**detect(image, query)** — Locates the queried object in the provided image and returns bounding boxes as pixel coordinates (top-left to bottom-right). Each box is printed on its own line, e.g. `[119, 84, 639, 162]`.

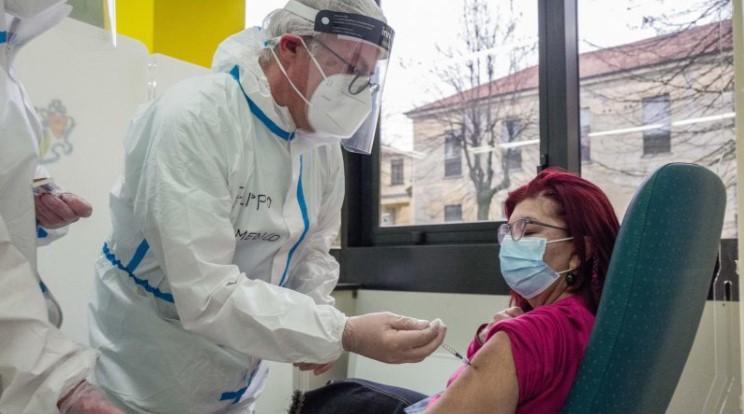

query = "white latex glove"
[57, 381, 124, 414]
[342, 312, 446, 364]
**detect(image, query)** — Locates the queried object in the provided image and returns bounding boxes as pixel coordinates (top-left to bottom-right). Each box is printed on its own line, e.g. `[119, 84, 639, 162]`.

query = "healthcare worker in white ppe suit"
[88, 0, 446, 413]
[0, 0, 124, 413]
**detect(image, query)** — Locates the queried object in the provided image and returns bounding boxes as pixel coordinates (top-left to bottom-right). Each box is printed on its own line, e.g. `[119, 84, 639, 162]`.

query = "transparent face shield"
[275, 0, 394, 154]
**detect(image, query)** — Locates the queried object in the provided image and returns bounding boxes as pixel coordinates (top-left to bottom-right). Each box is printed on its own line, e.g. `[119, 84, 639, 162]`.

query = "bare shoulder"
[426, 332, 519, 414]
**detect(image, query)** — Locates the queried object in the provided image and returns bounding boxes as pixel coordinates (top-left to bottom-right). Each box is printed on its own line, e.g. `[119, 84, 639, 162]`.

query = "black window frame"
[337, 0, 734, 298]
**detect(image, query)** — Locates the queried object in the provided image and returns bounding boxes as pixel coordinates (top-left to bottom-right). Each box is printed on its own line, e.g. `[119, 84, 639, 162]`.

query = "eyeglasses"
[311, 38, 379, 95]
[498, 218, 568, 243]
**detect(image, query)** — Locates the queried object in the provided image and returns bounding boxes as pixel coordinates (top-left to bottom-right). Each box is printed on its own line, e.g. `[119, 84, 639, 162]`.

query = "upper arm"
[426, 331, 519, 414]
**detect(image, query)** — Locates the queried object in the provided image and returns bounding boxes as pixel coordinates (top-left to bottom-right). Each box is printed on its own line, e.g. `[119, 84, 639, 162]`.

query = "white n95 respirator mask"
[304, 67, 373, 139]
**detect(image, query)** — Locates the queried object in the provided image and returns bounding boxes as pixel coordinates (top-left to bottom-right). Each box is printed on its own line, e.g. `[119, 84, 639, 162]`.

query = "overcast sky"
[246, 0, 729, 151]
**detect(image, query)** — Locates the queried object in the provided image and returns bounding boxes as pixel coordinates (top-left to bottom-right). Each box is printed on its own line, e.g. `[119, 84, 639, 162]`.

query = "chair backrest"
[561, 163, 726, 414]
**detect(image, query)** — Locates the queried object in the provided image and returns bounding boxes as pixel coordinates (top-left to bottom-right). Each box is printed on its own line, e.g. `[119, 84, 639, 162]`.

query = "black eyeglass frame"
[310, 38, 379, 95]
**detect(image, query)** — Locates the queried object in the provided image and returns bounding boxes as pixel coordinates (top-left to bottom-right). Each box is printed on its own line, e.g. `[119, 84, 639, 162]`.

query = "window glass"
[579, 0, 736, 237]
[379, 0, 540, 226]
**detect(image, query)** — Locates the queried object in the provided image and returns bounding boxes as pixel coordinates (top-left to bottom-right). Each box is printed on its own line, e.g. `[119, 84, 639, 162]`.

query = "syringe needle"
[441, 342, 472, 366]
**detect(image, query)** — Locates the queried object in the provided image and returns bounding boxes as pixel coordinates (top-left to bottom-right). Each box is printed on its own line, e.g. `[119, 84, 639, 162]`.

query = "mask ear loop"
[267, 36, 313, 106]
[545, 236, 577, 275]
[546, 236, 574, 244]
[555, 237, 579, 280]
[296, 36, 329, 81]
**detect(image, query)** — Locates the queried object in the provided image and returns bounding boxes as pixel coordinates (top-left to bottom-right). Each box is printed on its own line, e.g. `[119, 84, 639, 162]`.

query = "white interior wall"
[348, 291, 510, 394]
[16, 19, 212, 346]
[16, 18, 149, 345]
[669, 302, 741, 413]
[734, 0, 744, 411]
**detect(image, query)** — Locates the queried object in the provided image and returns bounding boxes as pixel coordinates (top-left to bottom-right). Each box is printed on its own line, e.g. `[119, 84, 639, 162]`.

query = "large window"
[378, 0, 540, 227]
[341, 0, 738, 305]
[579, 0, 736, 237]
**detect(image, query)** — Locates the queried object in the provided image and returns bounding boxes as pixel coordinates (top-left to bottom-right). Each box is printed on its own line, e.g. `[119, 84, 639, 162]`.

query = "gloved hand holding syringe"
[433, 318, 471, 366]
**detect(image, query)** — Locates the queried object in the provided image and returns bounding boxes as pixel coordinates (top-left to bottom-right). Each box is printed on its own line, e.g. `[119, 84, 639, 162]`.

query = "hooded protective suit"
[88, 27, 348, 413]
[0, 0, 96, 412]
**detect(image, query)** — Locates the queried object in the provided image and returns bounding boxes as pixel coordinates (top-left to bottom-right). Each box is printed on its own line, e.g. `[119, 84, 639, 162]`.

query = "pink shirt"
[429, 295, 594, 413]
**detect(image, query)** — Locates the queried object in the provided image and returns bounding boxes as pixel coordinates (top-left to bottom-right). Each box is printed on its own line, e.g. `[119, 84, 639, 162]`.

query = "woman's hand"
[478, 307, 523, 343]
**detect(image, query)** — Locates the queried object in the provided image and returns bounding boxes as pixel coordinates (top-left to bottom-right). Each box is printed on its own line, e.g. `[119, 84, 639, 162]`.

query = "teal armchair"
[561, 163, 726, 414]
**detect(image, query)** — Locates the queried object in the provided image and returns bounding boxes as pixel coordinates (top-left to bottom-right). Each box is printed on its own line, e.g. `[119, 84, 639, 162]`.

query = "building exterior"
[403, 21, 736, 236]
[380, 145, 417, 226]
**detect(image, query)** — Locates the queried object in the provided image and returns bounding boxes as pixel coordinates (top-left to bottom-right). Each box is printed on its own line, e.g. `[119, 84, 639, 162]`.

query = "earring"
[565, 272, 576, 286]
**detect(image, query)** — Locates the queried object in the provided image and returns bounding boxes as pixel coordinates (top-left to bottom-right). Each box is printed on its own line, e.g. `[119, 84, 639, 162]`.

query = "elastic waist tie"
[102, 241, 175, 303]
[279, 155, 310, 287]
[220, 364, 261, 404]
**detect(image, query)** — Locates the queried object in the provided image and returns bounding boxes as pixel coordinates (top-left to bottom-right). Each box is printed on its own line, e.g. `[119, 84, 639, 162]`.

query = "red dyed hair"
[504, 168, 620, 314]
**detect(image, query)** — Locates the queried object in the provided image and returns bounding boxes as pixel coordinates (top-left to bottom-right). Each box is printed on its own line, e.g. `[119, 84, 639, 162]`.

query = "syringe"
[440, 342, 471, 366]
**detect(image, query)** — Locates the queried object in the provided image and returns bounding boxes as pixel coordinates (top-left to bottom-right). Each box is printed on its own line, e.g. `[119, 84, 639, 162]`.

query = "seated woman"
[290, 169, 620, 414]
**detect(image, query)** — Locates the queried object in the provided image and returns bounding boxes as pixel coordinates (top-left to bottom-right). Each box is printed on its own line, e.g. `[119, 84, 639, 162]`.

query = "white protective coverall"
[0, 0, 96, 412]
[89, 27, 348, 413]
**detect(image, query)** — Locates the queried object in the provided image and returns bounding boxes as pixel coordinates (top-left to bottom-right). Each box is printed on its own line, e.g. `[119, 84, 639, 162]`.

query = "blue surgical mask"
[499, 235, 574, 299]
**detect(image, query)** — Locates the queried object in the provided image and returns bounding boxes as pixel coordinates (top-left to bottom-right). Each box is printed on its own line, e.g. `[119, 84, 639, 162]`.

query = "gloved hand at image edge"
[57, 381, 124, 414]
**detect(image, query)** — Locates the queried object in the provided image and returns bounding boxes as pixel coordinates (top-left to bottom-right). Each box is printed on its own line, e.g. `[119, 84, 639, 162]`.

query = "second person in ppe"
[88, 1, 445, 413]
[0, 0, 122, 412]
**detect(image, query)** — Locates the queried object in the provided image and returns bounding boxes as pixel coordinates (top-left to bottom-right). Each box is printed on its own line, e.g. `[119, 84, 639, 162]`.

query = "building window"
[390, 158, 404, 186]
[642, 94, 671, 155]
[503, 119, 523, 170]
[580, 108, 591, 162]
[444, 204, 463, 222]
[444, 134, 462, 177]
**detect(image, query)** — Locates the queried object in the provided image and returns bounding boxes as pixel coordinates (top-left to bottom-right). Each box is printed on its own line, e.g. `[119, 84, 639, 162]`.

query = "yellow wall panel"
[116, 0, 244, 67]
[117, 0, 154, 52]
[153, 0, 245, 67]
